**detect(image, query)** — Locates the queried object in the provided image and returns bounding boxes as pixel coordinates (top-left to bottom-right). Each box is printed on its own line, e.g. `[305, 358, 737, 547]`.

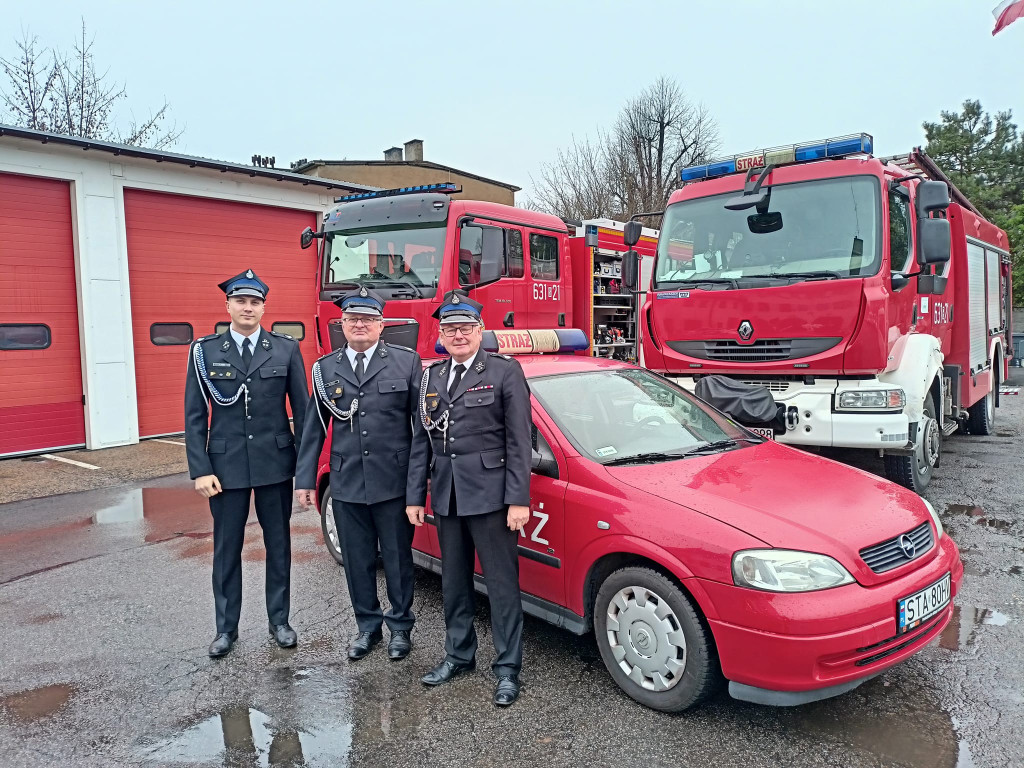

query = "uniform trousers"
[436, 491, 523, 676]
[209, 479, 293, 634]
[334, 496, 416, 634]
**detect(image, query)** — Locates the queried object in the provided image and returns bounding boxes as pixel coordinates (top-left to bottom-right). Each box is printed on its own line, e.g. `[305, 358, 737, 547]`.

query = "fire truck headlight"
[837, 389, 906, 411]
[732, 550, 855, 592]
[922, 499, 944, 541]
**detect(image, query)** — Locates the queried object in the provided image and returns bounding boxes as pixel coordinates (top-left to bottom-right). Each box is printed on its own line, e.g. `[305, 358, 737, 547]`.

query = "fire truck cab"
[639, 135, 1013, 492]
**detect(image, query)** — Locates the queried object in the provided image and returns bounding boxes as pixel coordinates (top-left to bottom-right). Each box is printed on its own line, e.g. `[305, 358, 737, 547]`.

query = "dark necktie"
[448, 363, 466, 398]
[242, 338, 253, 368]
[355, 352, 366, 383]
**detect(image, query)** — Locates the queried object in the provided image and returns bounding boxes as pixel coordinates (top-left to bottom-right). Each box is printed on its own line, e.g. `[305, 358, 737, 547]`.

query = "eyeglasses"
[439, 325, 480, 338]
[342, 317, 382, 327]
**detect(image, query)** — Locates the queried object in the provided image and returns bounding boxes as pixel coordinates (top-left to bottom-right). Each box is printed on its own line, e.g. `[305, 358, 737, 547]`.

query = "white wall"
[0, 138, 332, 450]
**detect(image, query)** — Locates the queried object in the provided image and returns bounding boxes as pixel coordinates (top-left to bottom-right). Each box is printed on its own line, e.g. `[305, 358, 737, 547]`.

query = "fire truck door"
[456, 222, 517, 329]
[523, 231, 568, 329]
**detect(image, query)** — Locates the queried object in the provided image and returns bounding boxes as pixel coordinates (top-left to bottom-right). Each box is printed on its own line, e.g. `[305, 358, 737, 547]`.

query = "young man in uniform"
[184, 269, 308, 658]
[409, 290, 532, 707]
[294, 287, 428, 661]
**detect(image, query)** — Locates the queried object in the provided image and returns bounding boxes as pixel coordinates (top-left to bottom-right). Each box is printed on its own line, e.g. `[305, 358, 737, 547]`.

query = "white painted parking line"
[40, 454, 101, 470]
[151, 439, 187, 446]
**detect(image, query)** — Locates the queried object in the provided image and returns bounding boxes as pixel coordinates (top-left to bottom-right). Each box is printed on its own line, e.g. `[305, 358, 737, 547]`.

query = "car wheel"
[593, 567, 722, 712]
[319, 488, 344, 565]
[884, 391, 939, 493]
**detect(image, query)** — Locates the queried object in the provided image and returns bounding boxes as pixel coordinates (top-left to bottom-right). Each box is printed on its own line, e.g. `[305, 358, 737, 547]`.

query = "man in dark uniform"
[408, 290, 532, 707]
[184, 269, 308, 658]
[294, 287, 428, 661]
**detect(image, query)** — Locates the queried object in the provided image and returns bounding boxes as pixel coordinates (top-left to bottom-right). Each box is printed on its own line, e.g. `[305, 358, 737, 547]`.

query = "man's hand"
[406, 505, 425, 527]
[295, 489, 316, 509]
[195, 475, 222, 498]
[507, 504, 530, 532]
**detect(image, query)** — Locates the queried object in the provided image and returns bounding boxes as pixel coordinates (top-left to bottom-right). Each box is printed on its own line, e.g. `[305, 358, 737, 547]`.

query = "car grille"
[859, 522, 934, 574]
[666, 337, 841, 363]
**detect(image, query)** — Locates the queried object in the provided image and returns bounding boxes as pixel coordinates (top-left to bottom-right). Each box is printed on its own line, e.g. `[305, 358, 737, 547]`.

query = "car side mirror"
[531, 448, 558, 479]
[622, 250, 639, 292]
[300, 226, 316, 249]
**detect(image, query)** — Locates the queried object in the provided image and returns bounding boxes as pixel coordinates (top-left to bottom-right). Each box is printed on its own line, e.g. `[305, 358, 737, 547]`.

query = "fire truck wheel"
[319, 489, 345, 566]
[594, 567, 723, 712]
[966, 376, 996, 436]
[883, 391, 939, 493]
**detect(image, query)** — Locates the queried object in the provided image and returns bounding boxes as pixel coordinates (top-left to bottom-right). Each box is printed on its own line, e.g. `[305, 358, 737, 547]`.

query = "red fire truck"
[634, 135, 1013, 492]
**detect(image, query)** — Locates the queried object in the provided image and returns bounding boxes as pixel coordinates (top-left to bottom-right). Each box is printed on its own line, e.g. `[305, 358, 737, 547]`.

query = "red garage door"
[0, 173, 86, 456]
[124, 190, 317, 437]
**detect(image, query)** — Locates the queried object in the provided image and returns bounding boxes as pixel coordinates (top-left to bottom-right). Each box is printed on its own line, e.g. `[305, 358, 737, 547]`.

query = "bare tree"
[531, 77, 719, 221]
[1, 22, 182, 148]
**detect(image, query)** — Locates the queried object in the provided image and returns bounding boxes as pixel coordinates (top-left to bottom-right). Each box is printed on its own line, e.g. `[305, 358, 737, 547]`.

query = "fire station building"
[0, 125, 372, 458]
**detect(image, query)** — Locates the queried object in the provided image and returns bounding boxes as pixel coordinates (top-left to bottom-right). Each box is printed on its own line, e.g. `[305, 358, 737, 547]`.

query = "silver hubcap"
[605, 586, 686, 692]
[916, 415, 939, 474]
[324, 498, 340, 552]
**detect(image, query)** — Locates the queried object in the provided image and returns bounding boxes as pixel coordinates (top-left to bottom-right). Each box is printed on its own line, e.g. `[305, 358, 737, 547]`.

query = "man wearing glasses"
[409, 290, 532, 707]
[295, 287, 428, 661]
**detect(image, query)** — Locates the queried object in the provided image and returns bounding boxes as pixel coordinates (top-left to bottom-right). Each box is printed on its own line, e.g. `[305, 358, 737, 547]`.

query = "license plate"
[898, 573, 951, 633]
[748, 427, 775, 440]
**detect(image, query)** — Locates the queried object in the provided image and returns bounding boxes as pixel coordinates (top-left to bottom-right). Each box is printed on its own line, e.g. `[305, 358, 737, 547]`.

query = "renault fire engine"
[636, 134, 1013, 492]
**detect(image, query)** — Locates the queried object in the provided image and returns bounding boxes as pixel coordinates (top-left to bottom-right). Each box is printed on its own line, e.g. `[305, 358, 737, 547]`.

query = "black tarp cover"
[693, 375, 782, 428]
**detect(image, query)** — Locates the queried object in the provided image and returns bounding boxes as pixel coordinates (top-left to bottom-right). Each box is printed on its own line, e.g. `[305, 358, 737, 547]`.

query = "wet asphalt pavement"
[0, 375, 1021, 767]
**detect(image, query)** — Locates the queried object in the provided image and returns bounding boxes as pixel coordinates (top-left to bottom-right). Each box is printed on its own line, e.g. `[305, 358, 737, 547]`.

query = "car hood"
[603, 441, 933, 584]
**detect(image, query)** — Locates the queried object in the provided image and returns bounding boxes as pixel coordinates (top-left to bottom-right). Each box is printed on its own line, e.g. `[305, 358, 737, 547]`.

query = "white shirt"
[447, 352, 477, 390]
[345, 341, 379, 373]
[230, 326, 262, 356]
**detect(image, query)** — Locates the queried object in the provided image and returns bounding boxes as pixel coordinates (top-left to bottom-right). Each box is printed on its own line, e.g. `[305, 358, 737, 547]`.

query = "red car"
[314, 356, 962, 712]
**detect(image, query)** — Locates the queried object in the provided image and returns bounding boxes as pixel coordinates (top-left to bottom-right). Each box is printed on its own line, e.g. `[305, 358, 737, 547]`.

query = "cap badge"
[246, 269, 254, 278]
[359, 286, 368, 297]
[452, 293, 461, 304]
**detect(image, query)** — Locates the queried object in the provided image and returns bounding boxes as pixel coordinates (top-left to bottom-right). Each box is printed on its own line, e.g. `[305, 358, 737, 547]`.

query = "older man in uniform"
[295, 287, 428, 661]
[185, 269, 308, 658]
[409, 290, 532, 707]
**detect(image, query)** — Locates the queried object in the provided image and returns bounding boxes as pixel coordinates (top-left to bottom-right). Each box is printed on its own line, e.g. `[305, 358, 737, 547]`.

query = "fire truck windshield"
[654, 176, 881, 289]
[322, 225, 446, 298]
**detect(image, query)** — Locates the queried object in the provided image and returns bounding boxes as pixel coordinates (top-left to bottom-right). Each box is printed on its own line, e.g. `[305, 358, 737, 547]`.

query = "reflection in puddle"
[0, 684, 75, 722]
[939, 606, 1013, 650]
[944, 504, 1013, 531]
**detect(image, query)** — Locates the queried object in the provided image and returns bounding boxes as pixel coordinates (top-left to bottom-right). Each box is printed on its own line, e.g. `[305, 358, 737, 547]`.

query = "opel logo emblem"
[637, 630, 650, 648]
[738, 320, 753, 341]
[899, 534, 916, 559]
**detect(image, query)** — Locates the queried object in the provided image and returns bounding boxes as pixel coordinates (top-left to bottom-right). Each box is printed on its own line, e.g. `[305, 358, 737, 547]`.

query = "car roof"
[514, 355, 638, 379]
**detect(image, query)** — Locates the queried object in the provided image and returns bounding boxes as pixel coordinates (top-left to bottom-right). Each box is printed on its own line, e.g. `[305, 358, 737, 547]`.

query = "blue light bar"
[680, 133, 873, 182]
[334, 182, 460, 203]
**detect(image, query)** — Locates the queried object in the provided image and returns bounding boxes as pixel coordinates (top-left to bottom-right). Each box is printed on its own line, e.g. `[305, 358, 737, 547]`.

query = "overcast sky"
[3, 0, 1022, 202]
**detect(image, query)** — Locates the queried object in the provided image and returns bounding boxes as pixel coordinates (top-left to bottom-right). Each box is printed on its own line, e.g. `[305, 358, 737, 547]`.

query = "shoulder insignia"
[427, 357, 446, 367]
[378, 345, 388, 357]
[383, 342, 414, 353]
[488, 352, 512, 361]
[270, 331, 294, 340]
[196, 334, 219, 342]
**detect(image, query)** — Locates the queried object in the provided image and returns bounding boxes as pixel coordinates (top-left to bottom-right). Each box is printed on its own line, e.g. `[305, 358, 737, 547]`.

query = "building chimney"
[383, 146, 403, 162]
[404, 139, 423, 162]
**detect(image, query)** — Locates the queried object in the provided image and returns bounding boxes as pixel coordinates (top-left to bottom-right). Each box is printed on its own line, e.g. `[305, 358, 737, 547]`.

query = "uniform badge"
[359, 286, 368, 297]
[426, 393, 440, 411]
[439, 365, 448, 378]
[452, 293, 461, 304]
[261, 338, 271, 350]
[379, 346, 388, 357]
[221, 340, 231, 351]
[474, 361, 485, 373]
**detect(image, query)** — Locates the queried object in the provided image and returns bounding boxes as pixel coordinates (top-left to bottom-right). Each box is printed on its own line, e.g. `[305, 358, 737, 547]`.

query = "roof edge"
[294, 159, 521, 192]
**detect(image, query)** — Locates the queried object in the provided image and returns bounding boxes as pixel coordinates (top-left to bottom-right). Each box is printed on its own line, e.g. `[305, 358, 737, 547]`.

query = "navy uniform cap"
[219, 269, 269, 300]
[433, 289, 483, 325]
[334, 286, 386, 316]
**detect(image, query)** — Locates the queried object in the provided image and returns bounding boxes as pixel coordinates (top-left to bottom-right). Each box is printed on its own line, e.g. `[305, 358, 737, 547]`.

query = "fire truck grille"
[666, 337, 841, 363]
[859, 522, 934, 574]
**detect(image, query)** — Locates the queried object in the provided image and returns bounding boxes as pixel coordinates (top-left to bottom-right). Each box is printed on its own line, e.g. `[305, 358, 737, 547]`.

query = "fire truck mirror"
[622, 250, 640, 292]
[300, 227, 315, 249]
[915, 180, 950, 217]
[917, 217, 951, 266]
[747, 211, 783, 234]
[623, 220, 643, 247]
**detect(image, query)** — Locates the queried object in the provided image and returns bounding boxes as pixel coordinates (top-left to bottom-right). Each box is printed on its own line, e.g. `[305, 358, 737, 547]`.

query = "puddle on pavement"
[144, 668, 353, 766]
[944, 504, 1013, 531]
[0, 683, 75, 723]
[939, 605, 1014, 650]
[1009, 565, 1023, 576]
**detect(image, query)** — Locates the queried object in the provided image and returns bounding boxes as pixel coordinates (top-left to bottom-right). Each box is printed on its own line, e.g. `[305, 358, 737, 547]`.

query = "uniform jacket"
[184, 328, 308, 490]
[295, 343, 429, 506]
[417, 349, 532, 516]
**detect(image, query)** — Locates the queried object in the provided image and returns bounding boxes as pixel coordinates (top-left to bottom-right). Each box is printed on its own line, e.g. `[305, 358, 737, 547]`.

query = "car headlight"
[732, 549, 855, 592]
[837, 389, 906, 410]
[922, 499, 944, 540]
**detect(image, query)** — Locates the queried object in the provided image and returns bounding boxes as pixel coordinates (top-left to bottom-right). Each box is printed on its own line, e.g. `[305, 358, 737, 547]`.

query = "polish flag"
[993, 0, 1024, 35]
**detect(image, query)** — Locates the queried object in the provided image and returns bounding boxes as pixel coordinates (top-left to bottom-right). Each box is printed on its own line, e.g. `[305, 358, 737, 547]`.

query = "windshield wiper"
[603, 451, 686, 466]
[769, 271, 842, 281]
[677, 437, 761, 456]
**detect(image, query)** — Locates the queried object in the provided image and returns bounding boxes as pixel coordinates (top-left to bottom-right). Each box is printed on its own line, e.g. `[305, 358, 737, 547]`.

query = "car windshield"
[654, 176, 881, 288]
[323, 225, 446, 297]
[530, 369, 751, 464]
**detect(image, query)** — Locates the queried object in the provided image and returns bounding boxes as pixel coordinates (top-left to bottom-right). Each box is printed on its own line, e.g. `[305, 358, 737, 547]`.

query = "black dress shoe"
[388, 630, 412, 660]
[208, 631, 238, 658]
[493, 675, 520, 707]
[420, 659, 475, 686]
[348, 630, 383, 660]
[269, 623, 297, 648]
